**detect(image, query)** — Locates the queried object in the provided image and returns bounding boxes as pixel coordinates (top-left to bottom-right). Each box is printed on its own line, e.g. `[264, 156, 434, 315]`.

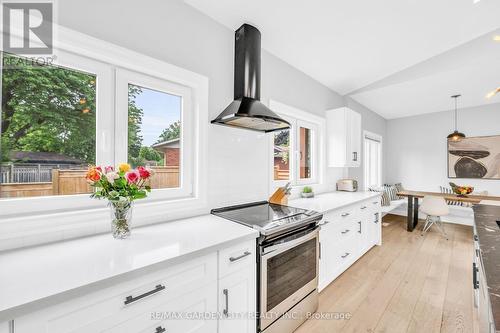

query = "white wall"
[56, 0, 387, 209]
[386, 103, 500, 195]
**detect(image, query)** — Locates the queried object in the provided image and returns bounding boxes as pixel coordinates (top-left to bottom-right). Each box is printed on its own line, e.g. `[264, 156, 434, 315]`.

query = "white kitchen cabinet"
[326, 107, 361, 168]
[12, 240, 257, 333]
[0, 321, 9, 333]
[103, 284, 217, 333]
[218, 265, 256, 333]
[368, 200, 382, 247]
[14, 253, 218, 333]
[318, 221, 337, 290]
[319, 198, 381, 291]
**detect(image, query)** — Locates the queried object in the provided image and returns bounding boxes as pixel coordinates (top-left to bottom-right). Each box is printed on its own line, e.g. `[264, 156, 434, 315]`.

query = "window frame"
[363, 130, 383, 190]
[295, 119, 319, 186]
[269, 100, 323, 190]
[115, 69, 194, 200]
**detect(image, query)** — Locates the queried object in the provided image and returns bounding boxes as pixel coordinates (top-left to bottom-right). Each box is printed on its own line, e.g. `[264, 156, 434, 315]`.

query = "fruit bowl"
[449, 182, 474, 197]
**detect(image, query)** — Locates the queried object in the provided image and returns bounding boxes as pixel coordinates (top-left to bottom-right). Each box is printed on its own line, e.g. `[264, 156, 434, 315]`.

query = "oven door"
[260, 227, 319, 330]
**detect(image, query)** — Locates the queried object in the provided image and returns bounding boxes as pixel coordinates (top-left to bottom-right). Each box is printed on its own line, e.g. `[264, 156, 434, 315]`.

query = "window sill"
[0, 195, 209, 252]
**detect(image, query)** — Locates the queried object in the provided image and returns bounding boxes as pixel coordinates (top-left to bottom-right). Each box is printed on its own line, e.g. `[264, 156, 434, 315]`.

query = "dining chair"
[419, 196, 450, 240]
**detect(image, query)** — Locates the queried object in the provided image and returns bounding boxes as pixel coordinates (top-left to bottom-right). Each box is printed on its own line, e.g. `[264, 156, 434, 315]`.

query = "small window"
[127, 84, 181, 189]
[1, 53, 96, 199]
[299, 126, 312, 179]
[270, 112, 318, 187]
[273, 129, 290, 181]
[364, 132, 382, 189]
[116, 69, 193, 199]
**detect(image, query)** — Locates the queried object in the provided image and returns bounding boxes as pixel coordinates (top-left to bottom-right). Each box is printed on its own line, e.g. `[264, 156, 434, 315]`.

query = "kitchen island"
[473, 203, 500, 333]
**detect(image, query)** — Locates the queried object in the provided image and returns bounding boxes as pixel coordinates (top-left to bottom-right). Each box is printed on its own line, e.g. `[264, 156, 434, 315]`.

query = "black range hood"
[211, 24, 290, 133]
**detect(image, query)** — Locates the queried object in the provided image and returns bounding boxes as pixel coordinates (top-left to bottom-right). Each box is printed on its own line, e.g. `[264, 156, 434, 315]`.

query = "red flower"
[125, 170, 140, 184]
[85, 166, 101, 182]
[104, 166, 114, 173]
[137, 166, 151, 179]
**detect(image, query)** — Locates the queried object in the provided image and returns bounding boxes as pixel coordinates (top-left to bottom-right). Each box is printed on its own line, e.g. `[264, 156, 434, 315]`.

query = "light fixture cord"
[454, 97, 458, 131]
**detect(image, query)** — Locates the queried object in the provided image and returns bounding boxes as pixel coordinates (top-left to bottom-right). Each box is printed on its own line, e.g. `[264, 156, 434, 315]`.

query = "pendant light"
[447, 94, 466, 141]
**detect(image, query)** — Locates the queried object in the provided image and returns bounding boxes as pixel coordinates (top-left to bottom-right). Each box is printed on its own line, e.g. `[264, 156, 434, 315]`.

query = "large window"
[272, 115, 318, 186]
[364, 131, 382, 189]
[0, 27, 208, 249]
[0, 53, 196, 201]
[1, 53, 97, 198]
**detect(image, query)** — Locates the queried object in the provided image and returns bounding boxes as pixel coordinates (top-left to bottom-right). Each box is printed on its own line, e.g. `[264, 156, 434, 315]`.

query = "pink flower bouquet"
[85, 163, 152, 238]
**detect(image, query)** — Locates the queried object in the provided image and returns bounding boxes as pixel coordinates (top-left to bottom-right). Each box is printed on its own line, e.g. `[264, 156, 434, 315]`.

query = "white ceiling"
[185, 0, 500, 119]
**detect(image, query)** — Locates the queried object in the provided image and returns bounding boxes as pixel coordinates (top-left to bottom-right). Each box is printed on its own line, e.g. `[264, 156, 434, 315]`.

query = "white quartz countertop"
[0, 214, 258, 320]
[289, 191, 380, 213]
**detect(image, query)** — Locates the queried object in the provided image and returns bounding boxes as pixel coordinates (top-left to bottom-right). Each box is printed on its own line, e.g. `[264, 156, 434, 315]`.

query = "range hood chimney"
[211, 24, 290, 133]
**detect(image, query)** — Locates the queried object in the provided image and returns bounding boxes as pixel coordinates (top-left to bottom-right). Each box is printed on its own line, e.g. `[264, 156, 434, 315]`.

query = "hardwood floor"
[296, 214, 476, 333]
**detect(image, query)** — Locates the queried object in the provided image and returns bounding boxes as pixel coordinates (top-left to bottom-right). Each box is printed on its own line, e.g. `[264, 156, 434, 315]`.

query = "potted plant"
[85, 163, 152, 239]
[301, 186, 314, 198]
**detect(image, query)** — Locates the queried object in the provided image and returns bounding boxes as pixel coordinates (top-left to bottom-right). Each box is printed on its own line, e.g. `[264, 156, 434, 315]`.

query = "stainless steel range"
[211, 201, 323, 333]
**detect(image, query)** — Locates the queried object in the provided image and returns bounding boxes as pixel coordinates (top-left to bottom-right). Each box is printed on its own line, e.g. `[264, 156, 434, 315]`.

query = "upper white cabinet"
[0, 322, 9, 333]
[326, 107, 361, 167]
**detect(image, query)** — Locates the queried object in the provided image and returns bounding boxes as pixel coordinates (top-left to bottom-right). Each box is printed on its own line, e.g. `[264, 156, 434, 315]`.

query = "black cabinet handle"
[358, 221, 362, 234]
[341, 252, 350, 259]
[223, 288, 229, 317]
[360, 206, 367, 210]
[474, 235, 479, 241]
[341, 229, 350, 234]
[341, 212, 350, 217]
[124, 284, 165, 305]
[353, 152, 358, 161]
[229, 251, 251, 262]
[155, 327, 166, 333]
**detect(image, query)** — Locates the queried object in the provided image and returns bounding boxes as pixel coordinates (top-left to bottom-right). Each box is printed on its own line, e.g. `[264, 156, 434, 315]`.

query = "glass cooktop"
[211, 201, 320, 233]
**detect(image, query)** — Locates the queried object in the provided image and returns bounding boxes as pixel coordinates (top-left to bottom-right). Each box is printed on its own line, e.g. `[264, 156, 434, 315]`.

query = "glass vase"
[109, 200, 133, 239]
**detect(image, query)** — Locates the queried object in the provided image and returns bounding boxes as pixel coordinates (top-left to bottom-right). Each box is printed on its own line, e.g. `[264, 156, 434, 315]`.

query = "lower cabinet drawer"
[14, 253, 217, 333]
[330, 219, 358, 243]
[330, 241, 358, 274]
[219, 240, 255, 278]
[103, 282, 217, 333]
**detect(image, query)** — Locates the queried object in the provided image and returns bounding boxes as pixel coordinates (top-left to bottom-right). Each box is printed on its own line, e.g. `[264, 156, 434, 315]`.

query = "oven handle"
[262, 227, 319, 257]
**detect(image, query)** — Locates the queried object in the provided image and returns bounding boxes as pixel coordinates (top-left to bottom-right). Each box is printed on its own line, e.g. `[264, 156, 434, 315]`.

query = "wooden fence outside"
[274, 166, 290, 181]
[0, 166, 180, 198]
[0, 163, 86, 183]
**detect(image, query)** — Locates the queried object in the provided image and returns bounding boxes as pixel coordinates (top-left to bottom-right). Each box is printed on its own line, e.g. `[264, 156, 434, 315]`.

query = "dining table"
[397, 190, 500, 232]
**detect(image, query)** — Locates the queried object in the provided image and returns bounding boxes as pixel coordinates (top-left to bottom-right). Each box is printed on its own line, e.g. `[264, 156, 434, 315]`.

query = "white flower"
[105, 171, 119, 184]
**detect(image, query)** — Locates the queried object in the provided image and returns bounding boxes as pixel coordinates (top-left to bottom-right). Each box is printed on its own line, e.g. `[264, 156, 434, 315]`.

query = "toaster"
[336, 179, 358, 192]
